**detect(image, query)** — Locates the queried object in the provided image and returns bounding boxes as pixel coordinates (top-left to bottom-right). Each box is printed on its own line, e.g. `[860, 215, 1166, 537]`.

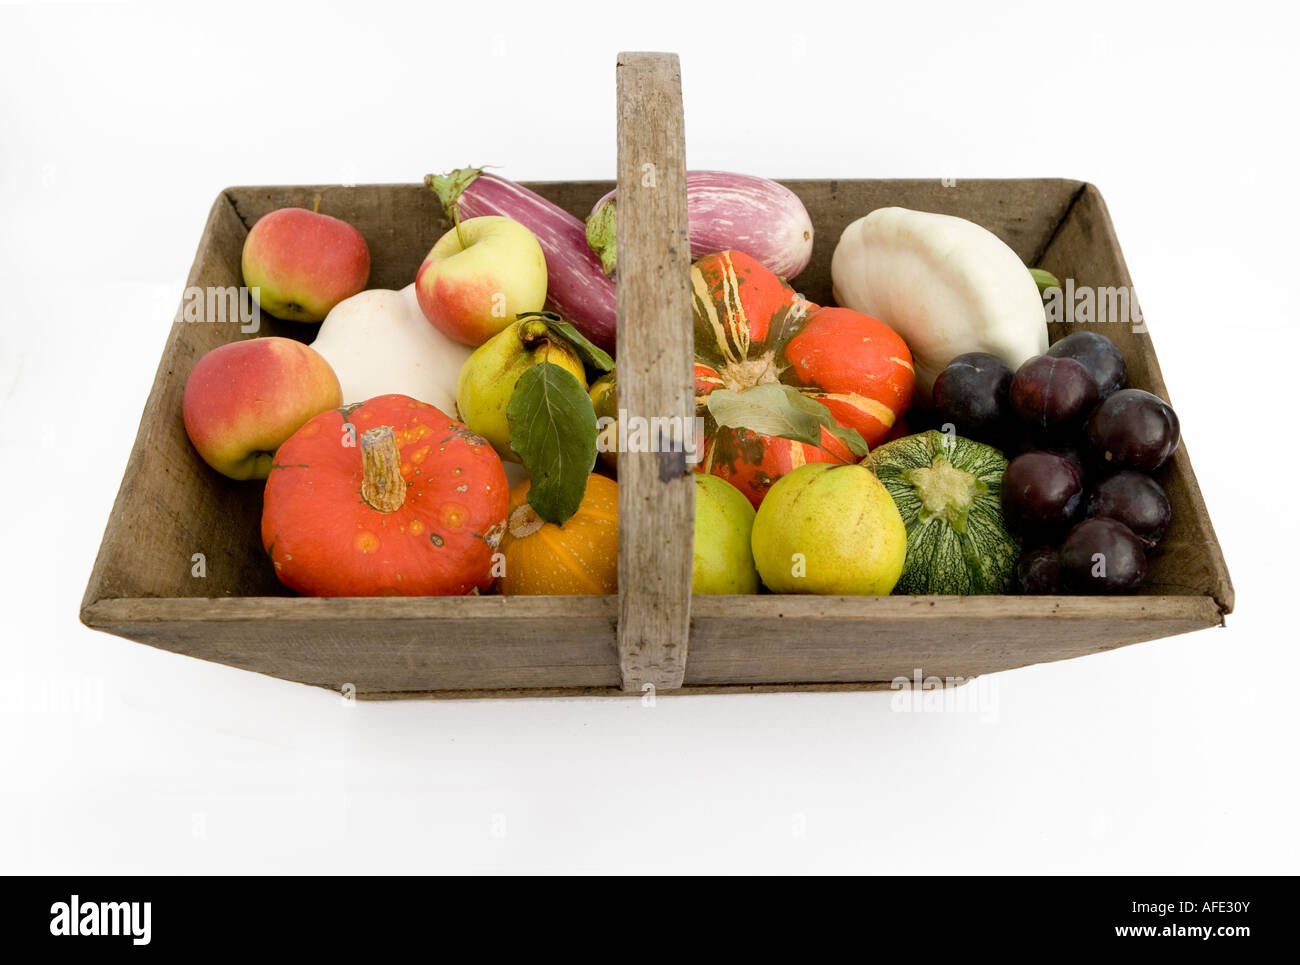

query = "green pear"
[751, 463, 906, 595]
[589, 369, 618, 472]
[693, 474, 760, 594]
[456, 315, 587, 462]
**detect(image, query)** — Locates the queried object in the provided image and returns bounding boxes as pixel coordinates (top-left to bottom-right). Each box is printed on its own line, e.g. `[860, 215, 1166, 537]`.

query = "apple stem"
[360, 426, 407, 513]
[312, 193, 321, 214]
[426, 167, 491, 249]
[451, 203, 468, 252]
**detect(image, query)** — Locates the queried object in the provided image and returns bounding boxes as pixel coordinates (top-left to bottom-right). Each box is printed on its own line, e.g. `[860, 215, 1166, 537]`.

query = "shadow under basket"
[81, 53, 1232, 700]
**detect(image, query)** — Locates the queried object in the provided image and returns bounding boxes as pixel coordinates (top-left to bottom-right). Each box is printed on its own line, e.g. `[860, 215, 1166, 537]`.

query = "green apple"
[693, 474, 760, 594]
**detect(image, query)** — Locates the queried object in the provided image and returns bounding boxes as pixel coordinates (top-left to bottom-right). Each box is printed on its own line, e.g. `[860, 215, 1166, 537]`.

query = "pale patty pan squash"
[831, 207, 1048, 401]
[870, 430, 1019, 595]
[311, 284, 470, 413]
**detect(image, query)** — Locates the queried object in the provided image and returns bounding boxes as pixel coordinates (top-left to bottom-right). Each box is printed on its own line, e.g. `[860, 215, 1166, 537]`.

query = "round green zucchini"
[870, 430, 1019, 595]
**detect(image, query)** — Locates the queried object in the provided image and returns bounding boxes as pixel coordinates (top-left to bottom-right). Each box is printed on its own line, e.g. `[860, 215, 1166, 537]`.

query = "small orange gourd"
[496, 474, 618, 595]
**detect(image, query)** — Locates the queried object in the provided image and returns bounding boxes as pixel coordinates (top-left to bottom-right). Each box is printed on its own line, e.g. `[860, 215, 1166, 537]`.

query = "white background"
[2, 0, 1296, 874]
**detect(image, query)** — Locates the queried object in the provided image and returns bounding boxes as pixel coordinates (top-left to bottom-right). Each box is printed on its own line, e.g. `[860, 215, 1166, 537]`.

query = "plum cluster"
[932, 332, 1180, 594]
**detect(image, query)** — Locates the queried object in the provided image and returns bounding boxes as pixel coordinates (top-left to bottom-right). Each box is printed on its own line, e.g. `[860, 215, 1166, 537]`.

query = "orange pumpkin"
[261, 394, 508, 596]
[783, 306, 914, 442]
[700, 424, 854, 510]
[692, 250, 812, 405]
[691, 251, 914, 508]
[496, 474, 618, 595]
[693, 251, 913, 441]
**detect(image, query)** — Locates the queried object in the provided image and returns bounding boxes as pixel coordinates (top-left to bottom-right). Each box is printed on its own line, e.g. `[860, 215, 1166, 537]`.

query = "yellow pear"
[455, 315, 586, 462]
[752, 462, 906, 594]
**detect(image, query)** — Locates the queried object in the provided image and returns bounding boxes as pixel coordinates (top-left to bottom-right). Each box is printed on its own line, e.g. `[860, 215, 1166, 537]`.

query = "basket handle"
[614, 52, 694, 693]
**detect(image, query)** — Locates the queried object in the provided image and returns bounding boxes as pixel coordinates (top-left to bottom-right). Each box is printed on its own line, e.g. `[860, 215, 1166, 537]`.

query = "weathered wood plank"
[357, 681, 917, 700]
[83, 596, 620, 693]
[224, 181, 616, 292]
[686, 595, 1223, 684]
[80, 594, 1222, 695]
[614, 53, 694, 692]
[780, 177, 1083, 303]
[80, 193, 278, 605]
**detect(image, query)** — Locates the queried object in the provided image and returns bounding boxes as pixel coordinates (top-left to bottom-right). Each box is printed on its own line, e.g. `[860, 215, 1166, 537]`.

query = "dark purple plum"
[1047, 331, 1128, 399]
[1001, 451, 1083, 537]
[1085, 471, 1172, 547]
[1046, 446, 1087, 484]
[1016, 547, 1061, 594]
[1010, 355, 1099, 440]
[933, 352, 1014, 443]
[1060, 518, 1147, 594]
[1085, 389, 1180, 472]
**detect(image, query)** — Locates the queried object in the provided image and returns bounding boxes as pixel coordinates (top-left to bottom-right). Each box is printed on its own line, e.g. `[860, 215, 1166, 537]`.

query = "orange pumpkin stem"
[508, 502, 547, 539]
[360, 425, 407, 513]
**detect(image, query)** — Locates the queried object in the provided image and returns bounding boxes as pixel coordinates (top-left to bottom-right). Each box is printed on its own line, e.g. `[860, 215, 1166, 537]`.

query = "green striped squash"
[870, 430, 1019, 595]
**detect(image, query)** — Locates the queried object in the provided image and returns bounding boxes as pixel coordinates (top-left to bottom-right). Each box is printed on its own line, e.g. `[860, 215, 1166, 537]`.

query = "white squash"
[831, 207, 1048, 401]
[311, 284, 470, 413]
[311, 285, 529, 488]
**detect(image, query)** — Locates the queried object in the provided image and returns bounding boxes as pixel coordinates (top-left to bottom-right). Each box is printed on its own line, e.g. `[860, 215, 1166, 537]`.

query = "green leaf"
[542, 316, 615, 373]
[1029, 267, 1060, 293]
[707, 383, 871, 459]
[513, 311, 614, 374]
[507, 362, 599, 525]
[706, 384, 824, 447]
[821, 423, 871, 459]
[784, 388, 872, 458]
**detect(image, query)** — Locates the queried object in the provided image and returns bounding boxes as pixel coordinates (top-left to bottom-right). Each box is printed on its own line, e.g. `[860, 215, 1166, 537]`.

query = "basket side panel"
[82, 194, 279, 605]
[1037, 185, 1233, 612]
[224, 182, 616, 292]
[83, 596, 620, 693]
[786, 178, 1084, 305]
[686, 595, 1223, 685]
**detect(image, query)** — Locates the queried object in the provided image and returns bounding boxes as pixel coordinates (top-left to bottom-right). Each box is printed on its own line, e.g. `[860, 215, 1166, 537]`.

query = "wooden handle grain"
[614, 52, 694, 693]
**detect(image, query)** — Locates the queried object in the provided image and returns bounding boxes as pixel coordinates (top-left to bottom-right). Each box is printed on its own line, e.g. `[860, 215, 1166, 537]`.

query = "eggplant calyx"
[425, 166, 486, 221]
[585, 199, 619, 276]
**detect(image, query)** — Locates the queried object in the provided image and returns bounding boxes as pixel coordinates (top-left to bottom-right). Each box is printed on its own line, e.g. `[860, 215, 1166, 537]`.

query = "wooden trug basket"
[81, 53, 1234, 699]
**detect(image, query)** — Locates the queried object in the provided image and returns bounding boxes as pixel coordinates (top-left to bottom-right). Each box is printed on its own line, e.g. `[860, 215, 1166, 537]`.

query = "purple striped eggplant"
[584, 171, 814, 281]
[426, 167, 617, 352]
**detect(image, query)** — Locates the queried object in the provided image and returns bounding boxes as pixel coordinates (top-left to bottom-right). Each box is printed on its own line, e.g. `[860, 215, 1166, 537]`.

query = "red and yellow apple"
[241, 208, 370, 322]
[183, 337, 342, 480]
[415, 216, 547, 346]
